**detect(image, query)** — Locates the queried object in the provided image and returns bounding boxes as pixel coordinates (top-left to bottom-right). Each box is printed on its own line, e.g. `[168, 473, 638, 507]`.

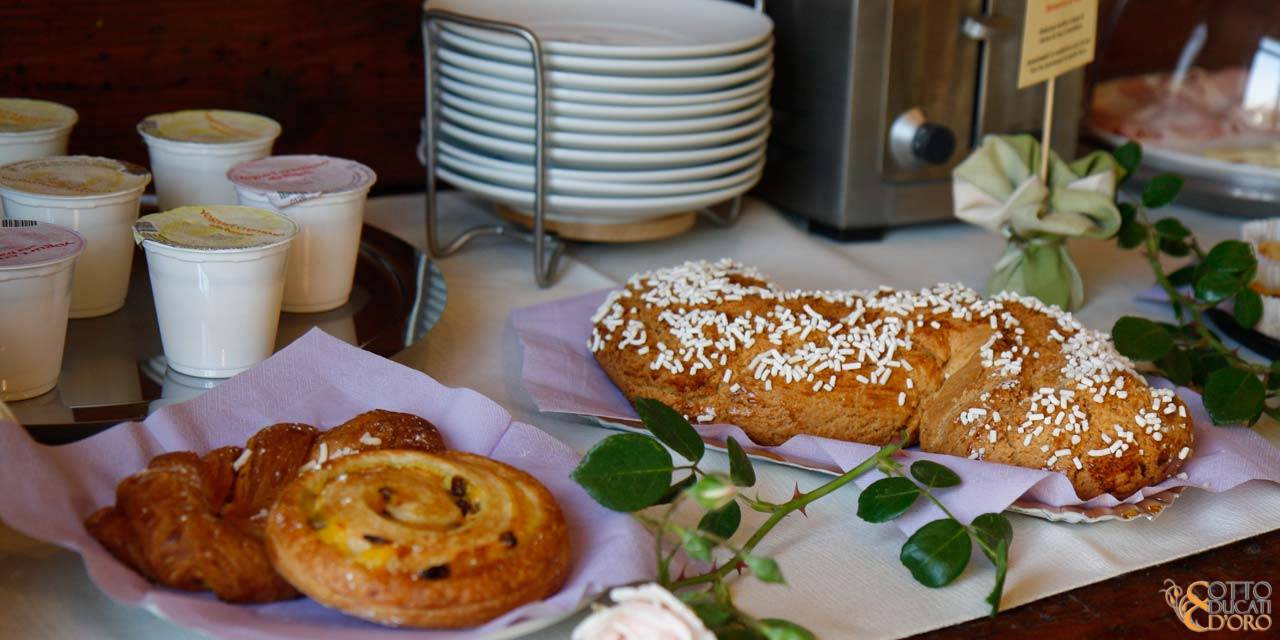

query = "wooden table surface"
[921, 528, 1279, 638]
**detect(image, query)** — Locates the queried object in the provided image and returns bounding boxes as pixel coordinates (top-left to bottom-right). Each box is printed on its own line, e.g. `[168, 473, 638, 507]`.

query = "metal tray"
[9, 224, 446, 444]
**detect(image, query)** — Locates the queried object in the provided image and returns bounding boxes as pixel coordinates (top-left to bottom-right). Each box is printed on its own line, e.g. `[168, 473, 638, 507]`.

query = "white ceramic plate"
[440, 120, 769, 169]
[1091, 127, 1280, 182]
[436, 46, 771, 94]
[439, 63, 773, 106]
[425, 0, 773, 59]
[439, 76, 771, 120]
[439, 144, 765, 196]
[437, 26, 772, 76]
[436, 164, 759, 217]
[440, 90, 769, 134]
[430, 138, 766, 183]
[439, 103, 771, 150]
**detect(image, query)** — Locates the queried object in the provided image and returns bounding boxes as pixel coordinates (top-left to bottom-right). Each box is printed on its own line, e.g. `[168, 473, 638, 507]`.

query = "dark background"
[1, 1, 427, 192]
[0, 0, 1276, 192]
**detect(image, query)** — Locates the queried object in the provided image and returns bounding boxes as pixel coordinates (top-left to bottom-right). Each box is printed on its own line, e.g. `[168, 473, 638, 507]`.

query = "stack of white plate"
[421, 0, 773, 227]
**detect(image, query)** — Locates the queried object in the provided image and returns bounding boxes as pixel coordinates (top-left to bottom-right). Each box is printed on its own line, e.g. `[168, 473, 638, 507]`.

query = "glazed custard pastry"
[265, 450, 571, 628]
[590, 260, 1194, 499]
[85, 411, 445, 603]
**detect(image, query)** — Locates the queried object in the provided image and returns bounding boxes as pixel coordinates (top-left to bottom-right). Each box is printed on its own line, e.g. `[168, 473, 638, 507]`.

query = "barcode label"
[1, 219, 38, 228]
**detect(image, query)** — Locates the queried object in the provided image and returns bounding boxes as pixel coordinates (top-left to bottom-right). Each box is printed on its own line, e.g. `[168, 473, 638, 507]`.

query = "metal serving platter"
[1087, 128, 1280, 218]
[9, 224, 446, 444]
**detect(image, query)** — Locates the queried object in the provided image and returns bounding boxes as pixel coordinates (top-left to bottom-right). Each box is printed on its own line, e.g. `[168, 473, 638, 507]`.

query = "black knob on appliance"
[911, 123, 956, 165]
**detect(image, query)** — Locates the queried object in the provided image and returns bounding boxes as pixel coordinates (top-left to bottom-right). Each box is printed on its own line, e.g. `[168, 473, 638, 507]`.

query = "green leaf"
[634, 397, 705, 463]
[1113, 141, 1142, 178]
[1203, 368, 1265, 425]
[1154, 218, 1192, 240]
[571, 433, 674, 512]
[1157, 348, 1194, 386]
[745, 555, 785, 584]
[1269, 362, 1280, 391]
[909, 460, 961, 488]
[856, 477, 921, 523]
[654, 474, 696, 506]
[1188, 348, 1231, 387]
[690, 473, 737, 511]
[900, 518, 972, 588]
[690, 602, 734, 628]
[985, 538, 1009, 617]
[1236, 287, 1263, 328]
[1203, 240, 1257, 274]
[1194, 271, 1242, 304]
[698, 501, 742, 540]
[1111, 316, 1173, 361]
[1141, 174, 1183, 208]
[1167, 265, 1196, 287]
[1116, 218, 1148, 249]
[679, 528, 714, 562]
[726, 437, 757, 487]
[970, 513, 1014, 562]
[760, 619, 816, 640]
[1160, 238, 1192, 257]
[1118, 201, 1137, 225]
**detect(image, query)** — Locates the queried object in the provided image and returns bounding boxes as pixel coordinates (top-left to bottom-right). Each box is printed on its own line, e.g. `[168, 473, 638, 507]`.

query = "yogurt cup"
[228, 155, 376, 312]
[0, 156, 151, 317]
[133, 205, 298, 378]
[137, 110, 281, 210]
[0, 98, 77, 165]
[0, 220, 86, 401]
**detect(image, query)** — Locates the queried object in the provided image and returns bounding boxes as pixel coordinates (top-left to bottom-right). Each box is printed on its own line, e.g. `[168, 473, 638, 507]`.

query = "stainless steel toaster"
[757, 0, 1085, 239]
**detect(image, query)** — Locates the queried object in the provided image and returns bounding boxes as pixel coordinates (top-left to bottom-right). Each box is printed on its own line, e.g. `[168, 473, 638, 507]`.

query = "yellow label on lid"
[133, 205, 298, 251]
[137, 110, 281, 144]
[0, 156, 150, 197]
[0, 98, 77, 134]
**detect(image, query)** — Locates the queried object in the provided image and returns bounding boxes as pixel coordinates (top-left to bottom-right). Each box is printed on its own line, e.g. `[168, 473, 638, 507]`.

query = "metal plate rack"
[420, 2, 765, 287]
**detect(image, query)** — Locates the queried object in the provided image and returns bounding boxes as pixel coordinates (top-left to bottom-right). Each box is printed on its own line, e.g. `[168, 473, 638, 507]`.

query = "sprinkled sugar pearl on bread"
[590, 260, 1194, 500]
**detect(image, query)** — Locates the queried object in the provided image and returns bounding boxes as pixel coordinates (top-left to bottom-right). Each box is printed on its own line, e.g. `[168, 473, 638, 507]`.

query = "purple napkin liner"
[512, 290, 1280, 533]
[0, 329, 654, 639]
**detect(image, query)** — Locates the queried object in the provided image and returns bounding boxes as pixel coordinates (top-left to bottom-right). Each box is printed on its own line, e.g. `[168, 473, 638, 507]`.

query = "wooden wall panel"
[0, 1, 427, 192]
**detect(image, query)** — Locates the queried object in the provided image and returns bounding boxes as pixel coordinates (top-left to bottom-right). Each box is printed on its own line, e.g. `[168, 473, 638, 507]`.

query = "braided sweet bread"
[85, 411, 444, 603]
[265, 450, 571, 628]
[590, 260, 1194, 499]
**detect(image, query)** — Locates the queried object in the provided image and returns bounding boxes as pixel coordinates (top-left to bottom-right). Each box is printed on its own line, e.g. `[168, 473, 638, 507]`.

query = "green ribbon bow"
[953, 134, 1123, 310]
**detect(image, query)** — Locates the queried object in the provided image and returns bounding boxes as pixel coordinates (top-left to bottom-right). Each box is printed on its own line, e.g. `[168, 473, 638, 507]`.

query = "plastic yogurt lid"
[0, 156, 151, 198]
[0, 98, 78, 134]
[227, 155, 377, 207]
[137, 110, 281, 144]
[133, 205, 298, 251]
[0, 220, 86, 269]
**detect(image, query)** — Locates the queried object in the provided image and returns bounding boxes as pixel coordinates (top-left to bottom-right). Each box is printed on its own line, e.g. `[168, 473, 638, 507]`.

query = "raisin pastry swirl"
[265, 450, 571, 628]
[85, 411, 445, 603]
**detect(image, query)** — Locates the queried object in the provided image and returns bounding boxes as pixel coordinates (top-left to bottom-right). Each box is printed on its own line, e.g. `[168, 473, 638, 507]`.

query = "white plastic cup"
[0, 156, 151, 317]
[134, 205, 298, 378]
[228, 155, 376, 313]
[0, 220, 85, 401]
[137, 110, 281, 210]
[0, 99, 77, 166]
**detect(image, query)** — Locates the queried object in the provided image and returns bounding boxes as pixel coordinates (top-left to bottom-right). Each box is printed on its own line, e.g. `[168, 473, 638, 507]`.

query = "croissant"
[590, 260, 1194, 500]
[266, 449, 571, 628]
[85, 410, 445, 603]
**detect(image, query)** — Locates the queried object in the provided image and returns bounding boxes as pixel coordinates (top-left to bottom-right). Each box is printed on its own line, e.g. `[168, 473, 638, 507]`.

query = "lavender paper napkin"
[0, 329, 654, 640]
[512, 290, 1280, 533]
